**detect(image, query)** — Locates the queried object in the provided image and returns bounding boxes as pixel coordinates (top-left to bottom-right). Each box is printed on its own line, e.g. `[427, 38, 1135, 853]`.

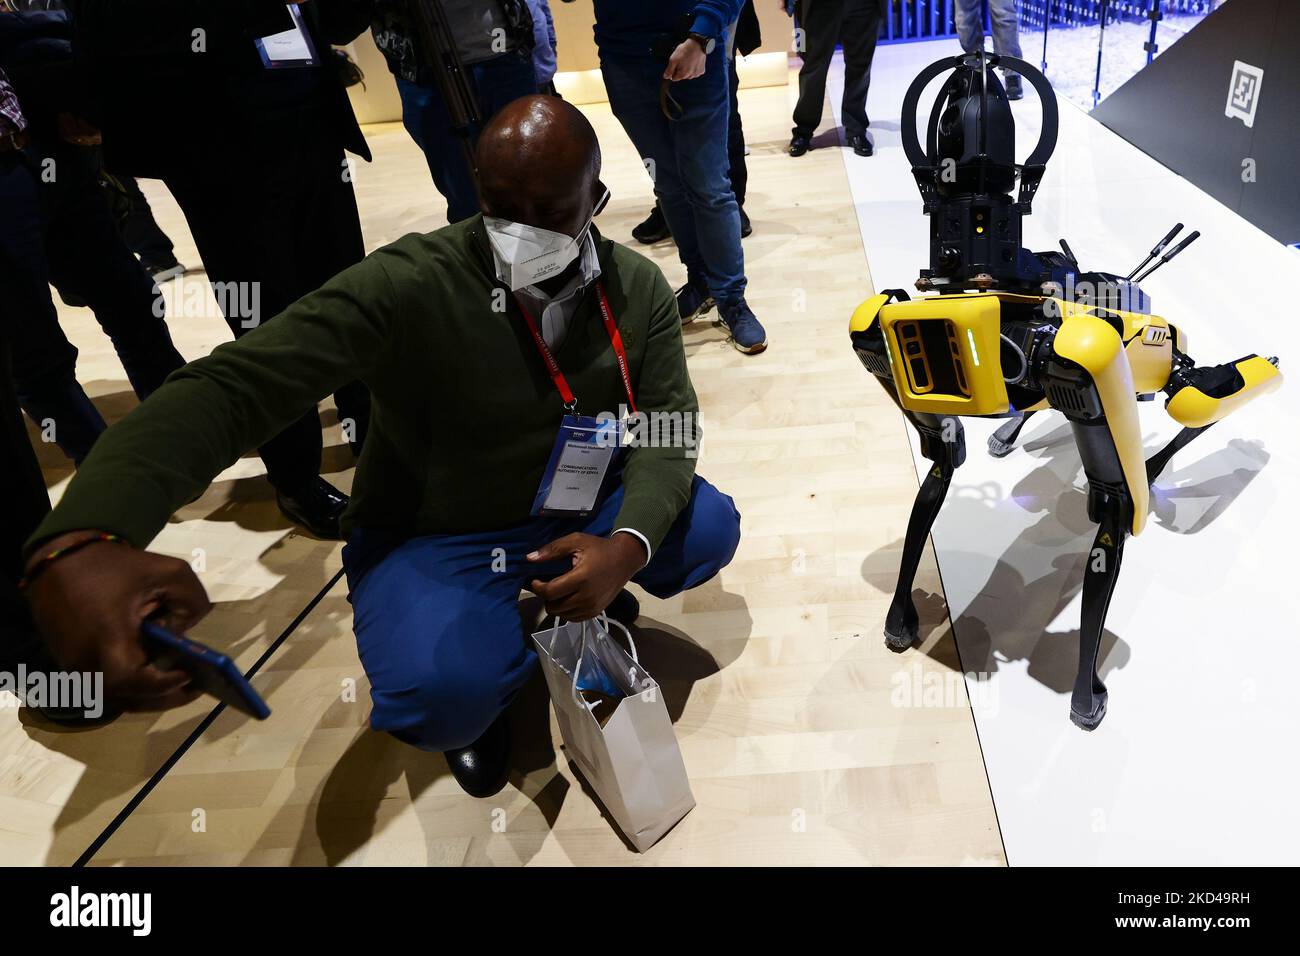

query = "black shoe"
[143, 259, 186, 282]
[788, 133, 811, 157]
[632, 203, 671, 244]
[605, 588, 641, 629]
[676, 278, 715, 324]
[846, 132, 874, 157]
[444, 713, 511, 798]
[739, 208, 752, 238]
[275, 476, 349, 539]
[1005, 76, 1024, 101]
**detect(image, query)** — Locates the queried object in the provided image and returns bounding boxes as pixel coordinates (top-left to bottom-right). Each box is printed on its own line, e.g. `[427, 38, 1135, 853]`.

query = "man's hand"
[664, 38, 708, 82]
[25, 532, 211, 711]
[527, 532, 646, 621]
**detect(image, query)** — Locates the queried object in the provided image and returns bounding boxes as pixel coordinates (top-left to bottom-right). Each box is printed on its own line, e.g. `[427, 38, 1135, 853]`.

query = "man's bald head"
[477, 95, 604, 238]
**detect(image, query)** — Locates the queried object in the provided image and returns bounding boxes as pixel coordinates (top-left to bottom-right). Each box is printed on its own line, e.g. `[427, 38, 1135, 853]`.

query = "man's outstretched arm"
[22, 253, 399, 709]
[27, 256, 399, 551]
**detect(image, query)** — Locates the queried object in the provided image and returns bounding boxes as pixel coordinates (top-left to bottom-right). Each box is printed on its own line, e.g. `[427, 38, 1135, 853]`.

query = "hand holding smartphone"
[141, 621, 271, 720]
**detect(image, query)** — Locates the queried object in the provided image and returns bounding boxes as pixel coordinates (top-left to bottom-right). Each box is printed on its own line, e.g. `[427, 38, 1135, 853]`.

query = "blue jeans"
[343, 475, 741, 752]
[954, 0, 1023, 64]
[601, 51, 747, 308]
[397, 52, 539, 223]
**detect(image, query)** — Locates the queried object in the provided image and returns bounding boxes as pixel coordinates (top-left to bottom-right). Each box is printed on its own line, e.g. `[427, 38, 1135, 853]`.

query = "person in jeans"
[633, 0, 759, 244]
[594, 0, 767, 355]
[368, 0, 539, 223]
[954, 0, 1024, 99]
[787, 0, 883, 158]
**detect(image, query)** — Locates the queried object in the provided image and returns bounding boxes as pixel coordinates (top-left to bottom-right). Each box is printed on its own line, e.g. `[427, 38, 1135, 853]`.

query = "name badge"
[531, 415, 623, 517]
[255, 4, 319, 69]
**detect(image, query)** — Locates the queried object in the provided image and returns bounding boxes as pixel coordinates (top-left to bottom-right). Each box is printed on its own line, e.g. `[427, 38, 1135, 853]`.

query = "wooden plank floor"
[3, 74, 1005, 866]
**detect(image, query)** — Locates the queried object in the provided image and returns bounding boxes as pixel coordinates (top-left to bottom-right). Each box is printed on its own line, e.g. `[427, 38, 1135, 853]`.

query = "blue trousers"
[601, 51, 747, 308]
[396, 51, 539, 224]
[343, 475, 741, 752]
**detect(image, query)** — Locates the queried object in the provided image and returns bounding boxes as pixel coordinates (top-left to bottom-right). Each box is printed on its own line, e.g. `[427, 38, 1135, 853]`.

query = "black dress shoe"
[739, 208, 752, 238]
[846, 132, 874, 157]
[275, 476, 349, 540]
[632, 203, 671, 244]
[445, 713, 511, 798]
[604, 588, 641, 629]
[788, 133, 811, 157]
[1005, 76, 1024, 101]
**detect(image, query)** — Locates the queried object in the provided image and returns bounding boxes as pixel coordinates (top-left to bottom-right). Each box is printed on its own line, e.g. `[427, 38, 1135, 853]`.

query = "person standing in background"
[66, 0, 375, 540]
[1, 2, 185, 465]
[367, 0, 538, 223]
[788, 0, 884, 158]
[525, 0, 558, 95]
[954, 0, 1024, 99]
[594, 0, 768, 355]
[632, 0, 758, 245]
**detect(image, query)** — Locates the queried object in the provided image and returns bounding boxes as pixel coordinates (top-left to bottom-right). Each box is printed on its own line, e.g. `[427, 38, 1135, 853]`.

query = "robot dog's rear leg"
[885, 412, 966, 652]
[1073, 504, 1127, 730]
[1145, 424, 1213, 484]
[988, 410, 1037, 458]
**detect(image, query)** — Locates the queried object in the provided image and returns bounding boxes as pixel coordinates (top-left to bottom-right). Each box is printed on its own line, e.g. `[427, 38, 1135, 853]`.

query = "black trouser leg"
[726, 49, 748, 208]
[1, 150, 107, 462]
[40, 143, 185, 399]
[0, 337, 53, 673]
[838, 0, 882, 136]
[792, 0, 849, 137]
[117, 175, 177, 268]
[163, 143, 368, 489]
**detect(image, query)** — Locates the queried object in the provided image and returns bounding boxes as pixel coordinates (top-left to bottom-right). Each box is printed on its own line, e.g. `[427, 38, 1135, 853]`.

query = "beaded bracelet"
[17, 532, 125, 590]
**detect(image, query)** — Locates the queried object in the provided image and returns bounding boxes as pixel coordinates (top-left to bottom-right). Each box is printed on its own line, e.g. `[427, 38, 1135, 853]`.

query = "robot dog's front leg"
[884, 398, 966, 651]
[1047, 313, 1150, 729]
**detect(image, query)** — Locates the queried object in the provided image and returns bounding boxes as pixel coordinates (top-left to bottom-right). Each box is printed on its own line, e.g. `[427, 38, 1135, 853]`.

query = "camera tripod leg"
[885, 411, 965, 652]
[987, 410, 1037, 458]
[1072, 506, 1126, 730]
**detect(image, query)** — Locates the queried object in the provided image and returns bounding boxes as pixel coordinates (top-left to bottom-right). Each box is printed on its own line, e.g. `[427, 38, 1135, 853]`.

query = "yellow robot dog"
[851, 53, 1282, 730]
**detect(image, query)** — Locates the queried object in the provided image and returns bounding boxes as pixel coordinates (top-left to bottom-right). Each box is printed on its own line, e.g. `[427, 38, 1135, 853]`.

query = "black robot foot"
[987, 434, 1017, 458]
[1069, 692, 1109, 731]
[883, 622, 917, 653]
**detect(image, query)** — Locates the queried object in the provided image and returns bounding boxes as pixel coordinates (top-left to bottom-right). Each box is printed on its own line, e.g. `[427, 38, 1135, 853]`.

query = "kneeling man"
[22, 97, 741, 797]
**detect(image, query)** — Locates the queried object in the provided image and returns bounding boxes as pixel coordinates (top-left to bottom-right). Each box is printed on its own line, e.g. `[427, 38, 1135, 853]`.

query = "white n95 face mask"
[484, 189, 610, 291]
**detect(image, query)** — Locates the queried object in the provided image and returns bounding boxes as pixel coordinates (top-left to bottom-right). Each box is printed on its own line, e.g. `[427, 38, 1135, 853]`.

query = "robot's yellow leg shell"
[1166, 355, 1283, 428]
[1053, 312, 1150, 536]
[849, 293, 891, 333]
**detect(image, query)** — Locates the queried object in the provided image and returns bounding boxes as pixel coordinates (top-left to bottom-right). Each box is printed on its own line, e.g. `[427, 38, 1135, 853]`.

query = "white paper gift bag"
[532, 614, 695, 851]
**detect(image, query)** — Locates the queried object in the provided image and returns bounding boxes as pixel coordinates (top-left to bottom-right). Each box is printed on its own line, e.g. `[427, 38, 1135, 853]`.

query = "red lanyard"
[515, 282, 637, 415]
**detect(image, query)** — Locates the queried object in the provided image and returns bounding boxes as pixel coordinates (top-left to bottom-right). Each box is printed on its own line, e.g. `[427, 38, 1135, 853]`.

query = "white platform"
[829, 39, 1300, 864]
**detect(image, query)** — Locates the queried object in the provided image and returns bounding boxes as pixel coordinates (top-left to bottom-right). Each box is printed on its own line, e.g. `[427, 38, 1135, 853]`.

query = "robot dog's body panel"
[851, 51, 1282, 733]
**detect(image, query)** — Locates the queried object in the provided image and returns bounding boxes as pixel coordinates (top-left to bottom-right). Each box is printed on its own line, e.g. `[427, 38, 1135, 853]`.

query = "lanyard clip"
[563, 399, 579, 416]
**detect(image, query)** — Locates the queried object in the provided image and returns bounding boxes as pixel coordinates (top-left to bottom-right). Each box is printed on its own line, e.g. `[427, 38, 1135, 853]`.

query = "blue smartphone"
[140, 621, 271, 720]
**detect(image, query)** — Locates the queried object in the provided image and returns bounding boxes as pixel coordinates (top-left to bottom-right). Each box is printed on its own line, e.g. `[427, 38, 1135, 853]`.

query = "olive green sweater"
[29, 216, 700, 552]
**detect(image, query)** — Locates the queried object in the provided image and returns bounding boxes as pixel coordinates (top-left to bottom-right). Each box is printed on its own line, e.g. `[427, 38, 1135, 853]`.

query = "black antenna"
[1133, 230, 1201, 283]
[1127, 223, 1183, 279]
[1059, 238, 1078, 265]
